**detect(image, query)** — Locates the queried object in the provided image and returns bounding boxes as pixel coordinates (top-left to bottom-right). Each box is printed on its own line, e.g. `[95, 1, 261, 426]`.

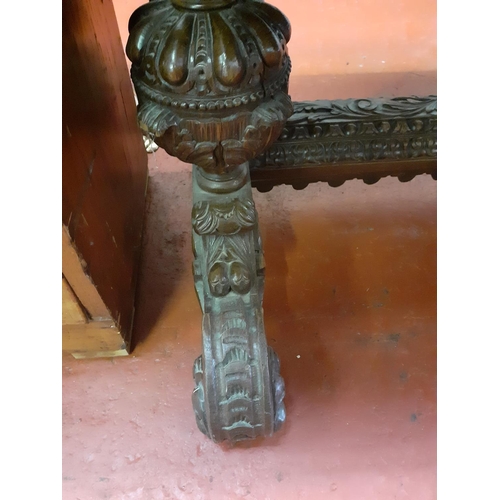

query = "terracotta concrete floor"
[62, 2, 436, 498]
[63, 160, 436, 500]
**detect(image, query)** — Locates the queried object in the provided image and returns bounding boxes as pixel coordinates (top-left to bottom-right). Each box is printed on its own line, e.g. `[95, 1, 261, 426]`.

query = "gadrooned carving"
[127, 0, 291, 108]
[127, 0, 294, 174]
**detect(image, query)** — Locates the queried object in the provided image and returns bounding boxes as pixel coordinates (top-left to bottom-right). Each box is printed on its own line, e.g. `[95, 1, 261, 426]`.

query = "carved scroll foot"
[191, 163, 285, 443]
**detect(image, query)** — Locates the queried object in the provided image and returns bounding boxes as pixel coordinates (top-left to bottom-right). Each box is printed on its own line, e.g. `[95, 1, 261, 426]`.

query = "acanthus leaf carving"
[290, 96, 437, 124]
[249, 96, 437, 191]
[192, 198, 257, 235]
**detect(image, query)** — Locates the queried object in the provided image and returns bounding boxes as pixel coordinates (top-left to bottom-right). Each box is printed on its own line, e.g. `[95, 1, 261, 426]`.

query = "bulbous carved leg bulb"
[126, 0, 292, 443]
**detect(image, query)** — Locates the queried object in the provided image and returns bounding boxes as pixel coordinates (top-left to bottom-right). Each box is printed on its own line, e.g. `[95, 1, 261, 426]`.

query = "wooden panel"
[62, 0, 148, 350]
[62, 224, 110, 320]
[62, 277, 87, 325]
[62, 320, 129, 359]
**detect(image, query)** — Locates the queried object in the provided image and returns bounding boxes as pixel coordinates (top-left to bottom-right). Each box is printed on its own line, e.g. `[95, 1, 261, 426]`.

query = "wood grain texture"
[62, 276, 87, 325]
[62, 0, 148, 352]
[62, 224, 111, 320]
[62, 320, 129, 358]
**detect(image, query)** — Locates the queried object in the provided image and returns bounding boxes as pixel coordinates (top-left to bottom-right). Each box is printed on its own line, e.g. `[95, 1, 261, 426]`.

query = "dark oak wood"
[63, 0, 148, 357]
[128, 0, 289, 444]
[126, 0, 437, 444]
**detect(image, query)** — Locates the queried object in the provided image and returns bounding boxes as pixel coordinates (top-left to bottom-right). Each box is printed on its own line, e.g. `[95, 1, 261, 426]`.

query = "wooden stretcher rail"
[250, 96, 437, 191]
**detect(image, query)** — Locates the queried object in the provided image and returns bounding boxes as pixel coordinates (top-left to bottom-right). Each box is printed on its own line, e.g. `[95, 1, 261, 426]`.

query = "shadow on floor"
[131, 171, 192, 350]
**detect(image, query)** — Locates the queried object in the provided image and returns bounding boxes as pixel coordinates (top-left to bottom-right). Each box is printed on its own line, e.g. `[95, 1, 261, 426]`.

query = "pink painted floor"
[62, 163, 436, 500]
[62, 1, 436, 498]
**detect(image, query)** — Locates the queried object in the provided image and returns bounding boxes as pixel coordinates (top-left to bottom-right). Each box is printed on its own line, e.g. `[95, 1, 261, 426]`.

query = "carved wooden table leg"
[191, 163, 285, 441]
[127, 0, 292, 442]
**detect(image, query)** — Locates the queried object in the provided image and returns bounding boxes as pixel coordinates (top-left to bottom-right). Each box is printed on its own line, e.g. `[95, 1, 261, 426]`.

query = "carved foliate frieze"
[251, 96, 437, 170]
[289, 96, 436, 122]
